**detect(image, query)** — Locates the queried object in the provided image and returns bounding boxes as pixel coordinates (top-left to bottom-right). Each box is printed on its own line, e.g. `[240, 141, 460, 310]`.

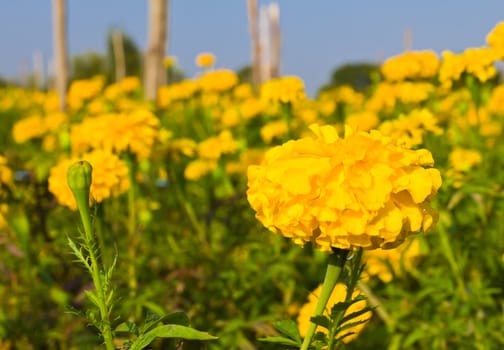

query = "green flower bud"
[67, 160, 93, 202]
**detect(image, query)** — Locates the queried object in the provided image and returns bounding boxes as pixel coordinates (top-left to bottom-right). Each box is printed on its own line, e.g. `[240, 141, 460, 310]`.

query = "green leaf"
[129, 325, 217, 350]
[258, 336, 300, 347]
[272, 319, 302, 344]
[115, 321, 139, 336]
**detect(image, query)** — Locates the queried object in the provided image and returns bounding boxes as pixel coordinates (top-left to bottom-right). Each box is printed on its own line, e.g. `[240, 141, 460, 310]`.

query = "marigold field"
[1, 23, 504, 350]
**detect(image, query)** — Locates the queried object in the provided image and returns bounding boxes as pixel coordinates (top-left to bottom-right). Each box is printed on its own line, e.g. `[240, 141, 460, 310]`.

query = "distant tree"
[236, 65, 253, 85]
[320, 62, 380, 94]
[71, 51, 107, 80]
[106, 30, 143, 83]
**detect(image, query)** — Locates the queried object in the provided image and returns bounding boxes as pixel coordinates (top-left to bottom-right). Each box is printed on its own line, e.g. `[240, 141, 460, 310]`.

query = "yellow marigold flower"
[184, 159, 217, 180]
[487, 85, 504, 115]
[12, 114, 46, 143]
[439, 48, 498, 88]
[486, 22, 504, 58]
[195, 52, 216, 68]
[260, 76, 306, 104]
[449, 148, 482, 172]
[318, 86, 364, 108]
[0, 156, 13, 190]
[0, 203, 9, 230]
[44, 91, 61, 113]
[378, 109, 443, 148]
[366, 82, 434, 112]
[167, 138, 197, 158]
[260, 120, 289, 144]
[104, 83, 122, 101]
[197, 130, 239, 159]
[345, 111, 379, 132]
[225, 148, 265, 175]
[297, 284, 371, 344]
[157, 80, 199, 108]
[233, 83, 254, 100]
[48, 150, 129, 210]
[119, 76, 141, 93]
[239, 98, 265, 120]
[71, 109, 160, 160]
[198, 69, 238, 93]
[67, 76, 105, 110]
[221, 107, 240, 128]
[381, 50, 440, 81]
[247, 124, 442, 251]
[44, 112, 67, 132]
[42, 134, 58, 152]
[364, 237, 423, 283]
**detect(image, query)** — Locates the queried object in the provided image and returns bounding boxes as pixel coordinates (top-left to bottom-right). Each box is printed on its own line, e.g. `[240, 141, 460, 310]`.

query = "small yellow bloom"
[195, 52, 216, 68]
[449, 148, 482, 172]
[381, 50, 440, 82]
[163, 55, 177, 68]
[260, 76, 306, 104]
[184, 159, 217, 180]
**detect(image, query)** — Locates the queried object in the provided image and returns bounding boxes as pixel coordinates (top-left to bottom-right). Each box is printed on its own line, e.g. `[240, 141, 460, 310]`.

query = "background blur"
[1, 0, 504, 95]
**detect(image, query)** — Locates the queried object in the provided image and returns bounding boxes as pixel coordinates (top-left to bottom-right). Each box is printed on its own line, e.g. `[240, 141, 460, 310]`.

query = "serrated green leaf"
[129, 325, 217, 350]
[84, 289, 100, 308]
[258, 336, 300, 347]
[272, 319, 302, 344]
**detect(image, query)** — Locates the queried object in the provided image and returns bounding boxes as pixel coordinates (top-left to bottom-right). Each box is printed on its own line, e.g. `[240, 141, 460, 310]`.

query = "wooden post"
[269, 3, 281, 79]
[112, 31, 126, 82]
[259, 5, 270, 83]
[52, 0, 68, 111]
[247, 0, 261, 89]
[144, 0, 168, 101]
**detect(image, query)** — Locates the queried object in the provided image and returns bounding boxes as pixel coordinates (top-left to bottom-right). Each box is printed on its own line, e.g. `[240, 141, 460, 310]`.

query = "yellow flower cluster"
[364, 237, 423, 283]
[345, 111, 379, 132]
[247, 124, 442, 251]
[381, 50, 440, 81]
[260, 120, 288, 143]
[297, 283, 371, 344]
[486, 22, 504, 56]
[158, 80, 199, 108]
[48, 149, 130, 210]
[439, 48, 498, 88]
[260, 76, 306, 104]
[318, 86, 364, 108]
[71, 109, 160, 160]
[195, 52, 216, 68]
[12, 112, 68, 144]
[366, 82, 434, 112]
[0, 155, 13, 192]
[378, 109, 443, 148]
[184, 130, 240, 180]
[449, 147, 482, 172]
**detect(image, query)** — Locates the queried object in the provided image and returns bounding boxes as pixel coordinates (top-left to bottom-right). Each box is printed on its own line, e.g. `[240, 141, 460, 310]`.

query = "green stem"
[300, 249, 349, 350]
[74, 191, 115, 350]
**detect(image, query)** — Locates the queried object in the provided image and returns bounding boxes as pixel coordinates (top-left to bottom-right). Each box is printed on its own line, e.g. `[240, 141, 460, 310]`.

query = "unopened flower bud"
[67, 160, 92, 201]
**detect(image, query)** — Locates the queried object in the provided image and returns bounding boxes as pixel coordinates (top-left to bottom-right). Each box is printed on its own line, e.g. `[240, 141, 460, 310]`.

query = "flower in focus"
[364, 236, 424, 283]
[247, 124, 442, 251]
[48, 150, 130, 210]
[297, 283, 371, 344]
[195, 52, 216, 68]
[260, 76, 306, 104]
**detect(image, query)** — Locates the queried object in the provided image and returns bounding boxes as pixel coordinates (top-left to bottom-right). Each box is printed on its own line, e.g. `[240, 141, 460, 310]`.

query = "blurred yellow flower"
[198, 69, 238, 93]
[345, 111, 379, 132]
[119, 76, 141, 93]
[247, 124, 442, 251]
[364, 237, 424, 283]
[197, 130, 239, 160]
[163, 55, 177, 68]
[12, 114, 46, 143]
[297, 284, 371, 344]
[0, 156, 13, 190]
[260, 120, 288, 144]
[184, 159, 217, 180]
[449, 148, 482, 172]
[378, 109, 443, 148]
[260, 76, 306, 104]
[381, 50, 440, 82]
[48, 150, 130, 210]
[195, 52, 216, 68]
[158, 80, 199, 108]
[67, 76, 105, 110]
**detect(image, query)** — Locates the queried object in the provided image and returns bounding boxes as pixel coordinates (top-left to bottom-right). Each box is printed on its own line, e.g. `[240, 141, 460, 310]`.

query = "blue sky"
[1, 0, 504, 95]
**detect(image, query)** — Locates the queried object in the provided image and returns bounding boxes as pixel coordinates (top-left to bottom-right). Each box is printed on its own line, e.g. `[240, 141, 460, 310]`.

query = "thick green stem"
[300, 249, 349, 350]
